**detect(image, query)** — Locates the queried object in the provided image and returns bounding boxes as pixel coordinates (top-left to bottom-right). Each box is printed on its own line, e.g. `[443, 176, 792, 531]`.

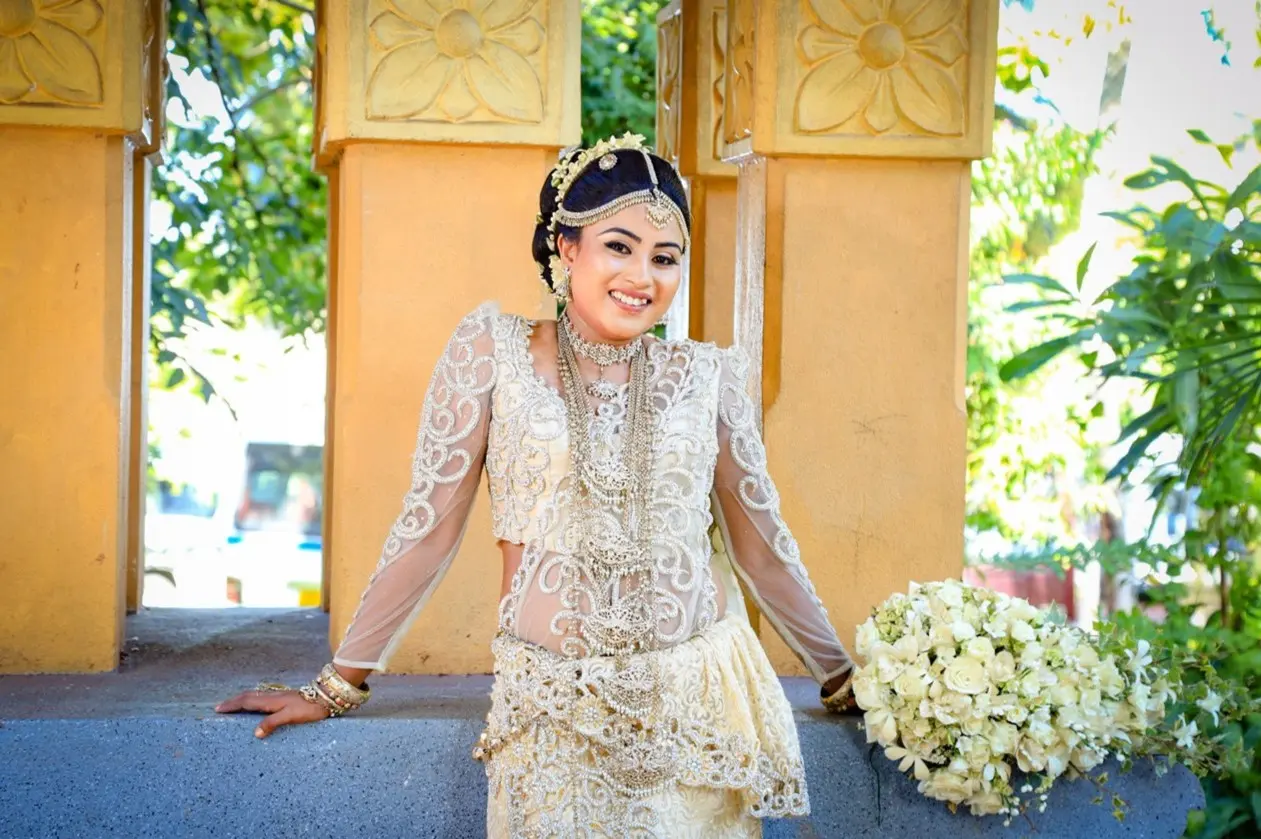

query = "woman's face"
[557, 203, 685, 343]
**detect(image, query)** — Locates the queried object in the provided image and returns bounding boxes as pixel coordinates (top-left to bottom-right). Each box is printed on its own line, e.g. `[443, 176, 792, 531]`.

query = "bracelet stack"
[297, 663, 371, 717]
[821, 672, 857, 714]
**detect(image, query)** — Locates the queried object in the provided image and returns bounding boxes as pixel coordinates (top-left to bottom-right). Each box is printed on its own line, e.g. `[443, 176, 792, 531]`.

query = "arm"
[332, 306, 498, 673]
[711, 347, 855, 697]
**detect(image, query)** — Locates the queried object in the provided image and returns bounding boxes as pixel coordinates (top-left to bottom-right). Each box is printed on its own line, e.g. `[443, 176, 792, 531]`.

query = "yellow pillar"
[316, 0, 580, 672]
[656, 0, 738, 346]
[721, 0, 998, 673]
[0, 0, 164, 671]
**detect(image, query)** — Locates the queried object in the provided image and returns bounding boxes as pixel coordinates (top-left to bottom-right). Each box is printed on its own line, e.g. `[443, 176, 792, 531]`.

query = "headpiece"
[540, 133, 691, 294]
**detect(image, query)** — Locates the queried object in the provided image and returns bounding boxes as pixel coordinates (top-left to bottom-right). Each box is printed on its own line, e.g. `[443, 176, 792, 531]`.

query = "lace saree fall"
[331, 304, 854, 838]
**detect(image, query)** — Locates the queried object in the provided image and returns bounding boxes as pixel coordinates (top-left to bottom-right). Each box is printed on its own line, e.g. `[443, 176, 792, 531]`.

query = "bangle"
[821, 672, 858, 714]
[296, 664, 372, 717]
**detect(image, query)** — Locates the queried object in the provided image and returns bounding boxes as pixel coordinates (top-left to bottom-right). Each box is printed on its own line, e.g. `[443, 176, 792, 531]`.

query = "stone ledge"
[0, 609, 1204, 838]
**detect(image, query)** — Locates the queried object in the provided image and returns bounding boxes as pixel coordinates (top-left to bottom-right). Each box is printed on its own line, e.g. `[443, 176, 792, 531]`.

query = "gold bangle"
[317, 663, 371, 706]
[298, 684, 342, 717]
[821, 673, 857, 713]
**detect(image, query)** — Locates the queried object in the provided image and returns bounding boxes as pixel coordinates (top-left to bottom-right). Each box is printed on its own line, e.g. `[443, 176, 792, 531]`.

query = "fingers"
[214, 691, 287, 715]
[254, 704, 304, 739]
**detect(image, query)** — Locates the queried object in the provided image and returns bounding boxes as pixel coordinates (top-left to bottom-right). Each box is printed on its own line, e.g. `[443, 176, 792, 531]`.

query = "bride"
[217, 133, 858, 838]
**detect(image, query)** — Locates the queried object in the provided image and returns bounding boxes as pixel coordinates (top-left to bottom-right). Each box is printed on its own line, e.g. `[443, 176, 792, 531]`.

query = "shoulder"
[449, 301, 541, 344]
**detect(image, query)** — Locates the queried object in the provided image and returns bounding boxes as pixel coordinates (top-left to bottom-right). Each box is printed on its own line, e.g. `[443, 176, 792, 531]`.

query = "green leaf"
[1119, 404, 1166, 441]
[999, 331, 1090, 382]
[1076, 242, 1097, 291]
[1003, 273, 1073, 297]
[1107, 418, 1174, 481]
[165, 368, 186, 389]
[1005, 299, 1069, 314]
[1173, 368, 1199, 438]
[1227, 163, 1261, 210]
[1187, 129, 1212, 144]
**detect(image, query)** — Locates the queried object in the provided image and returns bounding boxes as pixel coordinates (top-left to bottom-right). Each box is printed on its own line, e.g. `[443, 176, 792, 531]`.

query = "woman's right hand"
[215, 688, 330, 738]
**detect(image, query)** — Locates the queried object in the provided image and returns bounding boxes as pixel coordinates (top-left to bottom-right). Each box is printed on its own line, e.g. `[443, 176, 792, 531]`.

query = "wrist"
[299, 663, 372, 717]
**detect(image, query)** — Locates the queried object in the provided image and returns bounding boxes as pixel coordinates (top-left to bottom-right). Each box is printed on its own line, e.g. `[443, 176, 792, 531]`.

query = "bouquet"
[851, 580, 1172, 819]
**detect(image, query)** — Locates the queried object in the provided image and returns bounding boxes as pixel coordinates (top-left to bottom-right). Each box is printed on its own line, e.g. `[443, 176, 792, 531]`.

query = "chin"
[601, 302, 658, 337]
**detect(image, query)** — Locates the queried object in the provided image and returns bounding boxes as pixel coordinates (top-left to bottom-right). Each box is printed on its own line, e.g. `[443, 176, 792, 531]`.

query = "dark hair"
[531, 148, 692, 292]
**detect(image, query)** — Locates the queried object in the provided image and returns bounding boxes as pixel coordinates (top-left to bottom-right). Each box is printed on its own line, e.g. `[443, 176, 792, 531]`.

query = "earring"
[552, 258, 571, 300]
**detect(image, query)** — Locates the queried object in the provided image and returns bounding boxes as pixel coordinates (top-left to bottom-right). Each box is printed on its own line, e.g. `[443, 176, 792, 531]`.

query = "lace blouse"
[333, 303, 853, 685]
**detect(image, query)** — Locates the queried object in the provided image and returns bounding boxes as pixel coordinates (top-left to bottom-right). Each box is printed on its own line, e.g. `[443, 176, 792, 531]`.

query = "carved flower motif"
[368, 0, 545, 123]
[796, 0, 965, 135]
[0, 0, 103, 106]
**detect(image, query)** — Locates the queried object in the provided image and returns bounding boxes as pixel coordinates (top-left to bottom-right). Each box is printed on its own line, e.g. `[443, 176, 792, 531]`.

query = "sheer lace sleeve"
[332, 306, 497, 671]
[711, 346, 854, 685]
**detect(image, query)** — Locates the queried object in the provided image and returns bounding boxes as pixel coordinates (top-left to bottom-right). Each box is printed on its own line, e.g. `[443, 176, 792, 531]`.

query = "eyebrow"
[599, 226, 683, 252]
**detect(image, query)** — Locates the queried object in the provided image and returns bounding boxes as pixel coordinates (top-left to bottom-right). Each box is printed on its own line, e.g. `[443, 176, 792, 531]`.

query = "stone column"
[721, 0, 998, 673]
[656, 0, 739, 345]
[315, 0, 579, 673]
[0, 0, 165, 672]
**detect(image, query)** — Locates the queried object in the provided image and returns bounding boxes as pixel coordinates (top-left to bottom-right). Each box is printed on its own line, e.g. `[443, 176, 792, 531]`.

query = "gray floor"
[0, 608, 1204, 838]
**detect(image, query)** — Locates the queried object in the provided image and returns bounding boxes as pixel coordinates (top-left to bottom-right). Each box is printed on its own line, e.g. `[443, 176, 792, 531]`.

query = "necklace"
[556, 318, 659, 654]
[561, 311, 642, 401]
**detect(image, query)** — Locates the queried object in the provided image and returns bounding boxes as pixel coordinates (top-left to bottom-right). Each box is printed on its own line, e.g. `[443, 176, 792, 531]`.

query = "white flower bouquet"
[852, 580, 1172, 819]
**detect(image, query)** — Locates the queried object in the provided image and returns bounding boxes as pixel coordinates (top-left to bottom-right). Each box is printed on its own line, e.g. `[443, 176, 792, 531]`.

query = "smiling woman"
[218, 133, 858, 839]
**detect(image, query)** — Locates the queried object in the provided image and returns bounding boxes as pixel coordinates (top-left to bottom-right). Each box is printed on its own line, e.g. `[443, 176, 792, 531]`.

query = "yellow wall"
[691, 176, 736, 345]
[326, 143, 553, 673]
[0, 129, 134, 672]
[758, 157, 971, 673]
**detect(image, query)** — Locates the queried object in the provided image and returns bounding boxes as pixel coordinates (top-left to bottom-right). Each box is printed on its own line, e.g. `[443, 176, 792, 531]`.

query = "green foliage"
[966, 119, 1107, 542]
[996, 123, 1261, 836]
[155, 0, 323, 401]
[580, 0, 662, 147]
[154, 0, 664, 402]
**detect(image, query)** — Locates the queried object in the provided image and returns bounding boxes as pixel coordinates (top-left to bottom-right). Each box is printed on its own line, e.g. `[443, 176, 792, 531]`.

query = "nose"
[628, 253, 654, 287]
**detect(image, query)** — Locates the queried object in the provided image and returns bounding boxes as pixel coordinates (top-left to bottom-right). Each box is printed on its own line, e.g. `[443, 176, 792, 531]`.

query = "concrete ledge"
[0, 610, 1205, 838]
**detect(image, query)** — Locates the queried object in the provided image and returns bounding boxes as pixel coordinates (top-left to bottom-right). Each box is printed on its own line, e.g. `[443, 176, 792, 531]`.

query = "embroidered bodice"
[333, 303, 852, 685]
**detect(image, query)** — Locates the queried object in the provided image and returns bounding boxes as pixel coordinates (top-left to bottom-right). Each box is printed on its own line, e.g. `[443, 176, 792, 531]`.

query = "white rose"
[1015, 736, 1047, 773]
[965, 638, 995, 660]
[1008, 599, 1039, 622]
[1045, 741, 1071, 779]
[1098, 658, 1123, 694]
[1011, 620, 1036, 643]
[853, 670, 887, 710]
[936, 584, 964, 609]
[856, 619, 880, 659]
[919, 769, 973, 805]
[987, 721, 1019, 755]
[872, 643, 905, 683]
[988, 651, 1017, 684]
[1071, 746, 1105, 772]
[951, 620, 978, 642]
[929, 622, 955, 648]
[864, 707, 899, 746]
[1019, 641, 1045, 667]
[968, 789, 1005, 816]
[1005, 704, 1029, 724]
[894, 670, 929, 700]
[983, 610, 1010, 638]
[943, 656, 989, 695]
[893, 634, 920, 660]
[1049, 683, 1079, 707]
[962, 716, 988, 736]
[1074, 644, 1099, 669]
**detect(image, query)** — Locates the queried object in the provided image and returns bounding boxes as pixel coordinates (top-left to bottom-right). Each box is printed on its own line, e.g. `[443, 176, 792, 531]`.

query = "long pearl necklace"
[561, 310, 642, 401]
[557, 314, 659, 654]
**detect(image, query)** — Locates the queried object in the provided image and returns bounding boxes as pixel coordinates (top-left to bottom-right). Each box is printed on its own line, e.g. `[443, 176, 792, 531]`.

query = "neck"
[563, 305, 638, 347]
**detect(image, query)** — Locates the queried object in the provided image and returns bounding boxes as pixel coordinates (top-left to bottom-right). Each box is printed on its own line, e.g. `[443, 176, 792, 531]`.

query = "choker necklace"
[560, 311, 642, 401]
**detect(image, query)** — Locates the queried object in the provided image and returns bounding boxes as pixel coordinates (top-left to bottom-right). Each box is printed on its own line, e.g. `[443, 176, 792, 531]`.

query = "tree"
[153, 0, 664, 401]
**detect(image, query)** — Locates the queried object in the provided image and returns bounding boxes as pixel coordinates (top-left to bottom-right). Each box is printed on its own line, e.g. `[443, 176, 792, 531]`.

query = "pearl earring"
[555, 262, 572, 301]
